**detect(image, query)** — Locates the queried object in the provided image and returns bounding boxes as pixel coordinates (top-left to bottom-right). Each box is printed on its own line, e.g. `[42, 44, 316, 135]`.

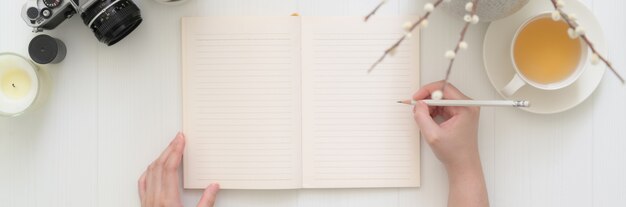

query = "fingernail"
[209, 182, 220, 191]
[171, 133, 182, 145]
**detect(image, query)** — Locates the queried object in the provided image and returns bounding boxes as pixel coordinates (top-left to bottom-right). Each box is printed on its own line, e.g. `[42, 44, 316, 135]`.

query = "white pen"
[397, 99, 530, 107]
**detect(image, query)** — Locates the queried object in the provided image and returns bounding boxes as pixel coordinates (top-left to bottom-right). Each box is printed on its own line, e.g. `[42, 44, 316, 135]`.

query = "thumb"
[413, 101, 440, 139]
[197, 183, 220, 207]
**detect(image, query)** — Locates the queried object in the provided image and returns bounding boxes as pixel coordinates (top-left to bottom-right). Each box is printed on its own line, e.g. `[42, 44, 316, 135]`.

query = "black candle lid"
[28, 34, 62, 64]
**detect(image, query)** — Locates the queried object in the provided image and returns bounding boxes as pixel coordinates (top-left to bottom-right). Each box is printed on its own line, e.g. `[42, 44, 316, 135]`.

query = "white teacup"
[501, 12, 589, 96]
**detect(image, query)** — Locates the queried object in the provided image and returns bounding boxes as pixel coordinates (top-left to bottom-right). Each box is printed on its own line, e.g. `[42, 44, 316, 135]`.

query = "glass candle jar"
[0, 52, 50, 117]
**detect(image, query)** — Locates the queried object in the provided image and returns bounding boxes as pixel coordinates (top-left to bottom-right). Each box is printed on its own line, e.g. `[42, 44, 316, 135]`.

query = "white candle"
[0, 53, 43, 117]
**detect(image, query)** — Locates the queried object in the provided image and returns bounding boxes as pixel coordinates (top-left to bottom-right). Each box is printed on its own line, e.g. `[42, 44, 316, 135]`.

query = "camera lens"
[81, 0, 142, 46]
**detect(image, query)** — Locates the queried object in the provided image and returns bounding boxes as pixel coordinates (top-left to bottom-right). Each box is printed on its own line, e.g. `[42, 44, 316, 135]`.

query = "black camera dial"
[43, 0, 62, 8]
[27, 7, 39, 19]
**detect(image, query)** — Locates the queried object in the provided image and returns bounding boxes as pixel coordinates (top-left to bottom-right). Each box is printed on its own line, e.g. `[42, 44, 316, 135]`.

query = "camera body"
[22, 0, 92, 31]
[21, 0, 143, 46]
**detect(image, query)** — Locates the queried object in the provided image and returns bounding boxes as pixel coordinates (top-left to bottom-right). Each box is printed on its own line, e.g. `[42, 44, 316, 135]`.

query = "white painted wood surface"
[1, 0, 624, 206]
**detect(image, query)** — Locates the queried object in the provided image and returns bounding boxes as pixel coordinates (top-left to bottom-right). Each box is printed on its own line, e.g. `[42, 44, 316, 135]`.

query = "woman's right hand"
[412, 81, 488, 207]
[138, 133, 220, 207]
[411, 81, 481, 170]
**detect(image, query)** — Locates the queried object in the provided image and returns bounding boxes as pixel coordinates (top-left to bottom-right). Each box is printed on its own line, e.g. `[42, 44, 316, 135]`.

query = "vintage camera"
[21, 0, 143, 46]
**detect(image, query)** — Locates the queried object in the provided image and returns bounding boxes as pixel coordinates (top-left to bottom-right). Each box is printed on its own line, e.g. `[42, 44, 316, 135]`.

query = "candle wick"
[12, 83, 15, 88]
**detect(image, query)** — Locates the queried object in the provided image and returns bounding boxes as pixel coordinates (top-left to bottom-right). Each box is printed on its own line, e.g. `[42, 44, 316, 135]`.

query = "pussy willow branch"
[549, 0, 624, 84]
[364, 0, 387, 22]
[441, 0, 479, 93]
[366, 0, 445, 73]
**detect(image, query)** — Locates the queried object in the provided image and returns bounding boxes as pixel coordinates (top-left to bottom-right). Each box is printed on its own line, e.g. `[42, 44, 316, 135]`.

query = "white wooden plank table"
[1, 0, 624, 206]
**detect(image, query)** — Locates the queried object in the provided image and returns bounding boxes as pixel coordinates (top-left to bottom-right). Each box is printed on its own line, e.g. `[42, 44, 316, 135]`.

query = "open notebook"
[182, 16, 420, 189]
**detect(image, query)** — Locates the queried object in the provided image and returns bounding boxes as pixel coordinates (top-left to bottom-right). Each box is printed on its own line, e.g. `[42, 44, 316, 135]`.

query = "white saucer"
[483, 0, 606, 114]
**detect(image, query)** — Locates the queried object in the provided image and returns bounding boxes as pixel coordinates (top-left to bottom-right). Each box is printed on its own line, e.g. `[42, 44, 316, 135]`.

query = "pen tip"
[396, 100, 403, 103]
[397, 100, 412, 104]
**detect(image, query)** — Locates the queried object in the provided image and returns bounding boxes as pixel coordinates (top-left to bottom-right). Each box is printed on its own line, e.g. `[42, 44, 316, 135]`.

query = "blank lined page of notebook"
[182, 17, 302, 189]
[301, 17, 421, 188]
